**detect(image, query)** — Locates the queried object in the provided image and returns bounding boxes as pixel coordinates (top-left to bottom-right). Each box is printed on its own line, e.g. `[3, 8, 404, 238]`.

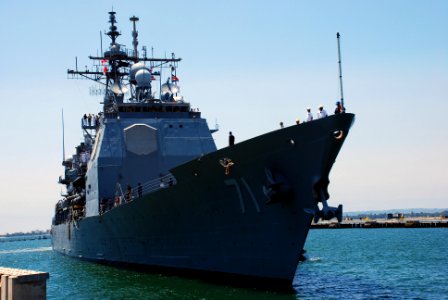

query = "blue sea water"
[0, 229, 447, 299]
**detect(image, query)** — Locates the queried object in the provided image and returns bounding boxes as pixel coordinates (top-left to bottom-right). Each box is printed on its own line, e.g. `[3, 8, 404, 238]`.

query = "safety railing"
[135, 173, 176, 197]
[102, 173, 177, 214]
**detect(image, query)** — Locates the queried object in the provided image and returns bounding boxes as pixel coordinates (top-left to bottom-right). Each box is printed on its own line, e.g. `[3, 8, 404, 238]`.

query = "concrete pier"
[0, 268, 49, 300]
[311, 218, 448, 229]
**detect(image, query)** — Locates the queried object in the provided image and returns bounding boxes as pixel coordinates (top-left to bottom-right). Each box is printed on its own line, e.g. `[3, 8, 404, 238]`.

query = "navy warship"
[52, 12, 355, 289]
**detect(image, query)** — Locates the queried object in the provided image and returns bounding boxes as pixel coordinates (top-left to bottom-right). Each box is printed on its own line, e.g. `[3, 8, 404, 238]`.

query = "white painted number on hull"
[224, 178, 261, 213]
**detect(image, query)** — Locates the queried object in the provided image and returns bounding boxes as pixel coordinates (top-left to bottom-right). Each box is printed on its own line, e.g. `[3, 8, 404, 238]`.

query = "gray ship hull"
[52, 113, 354, 287]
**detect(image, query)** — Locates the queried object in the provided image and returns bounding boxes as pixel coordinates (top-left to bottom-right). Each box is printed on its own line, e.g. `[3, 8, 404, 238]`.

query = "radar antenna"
[130, 16, 139, 60]
[67, 12, 182, 107]
[336, 32, 345, 112]
[107, 11, 120, 45]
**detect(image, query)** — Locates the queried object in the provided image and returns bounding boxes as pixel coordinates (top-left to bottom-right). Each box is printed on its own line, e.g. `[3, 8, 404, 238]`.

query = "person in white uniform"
[305, 108, 313, 122]
[317, 105, 328, 119]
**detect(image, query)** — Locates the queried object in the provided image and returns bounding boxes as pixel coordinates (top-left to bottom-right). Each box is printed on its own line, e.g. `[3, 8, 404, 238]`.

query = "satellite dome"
[130, 62, 147, 81]
[135, 69, 151, 88]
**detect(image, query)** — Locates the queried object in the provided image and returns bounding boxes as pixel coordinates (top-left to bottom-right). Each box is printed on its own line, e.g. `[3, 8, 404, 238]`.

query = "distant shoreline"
[0, 230, 50, 238]
[0, 233, 51, 243]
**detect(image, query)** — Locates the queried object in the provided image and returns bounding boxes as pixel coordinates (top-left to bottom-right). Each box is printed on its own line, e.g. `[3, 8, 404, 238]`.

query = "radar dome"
[135, 69, 152, 88]
[130, 62, 147, 81]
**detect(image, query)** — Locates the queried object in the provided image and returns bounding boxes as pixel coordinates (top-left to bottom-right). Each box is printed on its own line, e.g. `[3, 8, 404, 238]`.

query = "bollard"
[1, 275, 8, 300]
[0, 268, 49, 300]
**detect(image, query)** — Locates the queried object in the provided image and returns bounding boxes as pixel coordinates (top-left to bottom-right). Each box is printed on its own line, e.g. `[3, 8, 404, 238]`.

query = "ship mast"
[336, 32, 345, 112]
[130, 16, 139, 61]
[106, 11, 120, 45]
[67, 12, 182, 109]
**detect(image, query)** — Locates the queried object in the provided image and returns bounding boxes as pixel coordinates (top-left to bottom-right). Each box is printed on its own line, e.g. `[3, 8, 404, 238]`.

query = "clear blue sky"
[0, 0, 447, 234]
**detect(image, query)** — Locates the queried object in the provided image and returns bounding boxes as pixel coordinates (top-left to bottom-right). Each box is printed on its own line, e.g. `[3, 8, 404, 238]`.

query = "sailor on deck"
[137, 182, 142, 198]
[229, 132, 235, 146]
[334, 101, 343, 114]
[317, 105, 328, 119]
[125, 185, 133, 202]
[305, 108, 313, 122]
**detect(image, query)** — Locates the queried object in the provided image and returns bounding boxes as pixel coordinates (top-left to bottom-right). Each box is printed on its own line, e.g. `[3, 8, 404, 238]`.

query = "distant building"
[387, 213, 404, 219]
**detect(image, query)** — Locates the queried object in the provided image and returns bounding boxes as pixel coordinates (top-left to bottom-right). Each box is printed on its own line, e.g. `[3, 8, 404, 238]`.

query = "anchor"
[312, 179, 343, 223]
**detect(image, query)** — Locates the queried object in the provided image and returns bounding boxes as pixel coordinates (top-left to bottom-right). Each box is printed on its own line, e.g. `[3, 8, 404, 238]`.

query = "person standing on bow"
[334, 101, 343, 114]
[317, 105, 328, 119]
[229, 132, 235, 146]
[305, 108, 313, 122]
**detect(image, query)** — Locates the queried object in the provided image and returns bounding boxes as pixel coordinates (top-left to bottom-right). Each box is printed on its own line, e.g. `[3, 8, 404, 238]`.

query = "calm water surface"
[1, 228, 447, 299]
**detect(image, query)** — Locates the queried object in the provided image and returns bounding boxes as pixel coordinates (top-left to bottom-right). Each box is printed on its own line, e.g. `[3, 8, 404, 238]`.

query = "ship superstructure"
[56, 12, 216, 221]
[52, 12, 355, 289]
